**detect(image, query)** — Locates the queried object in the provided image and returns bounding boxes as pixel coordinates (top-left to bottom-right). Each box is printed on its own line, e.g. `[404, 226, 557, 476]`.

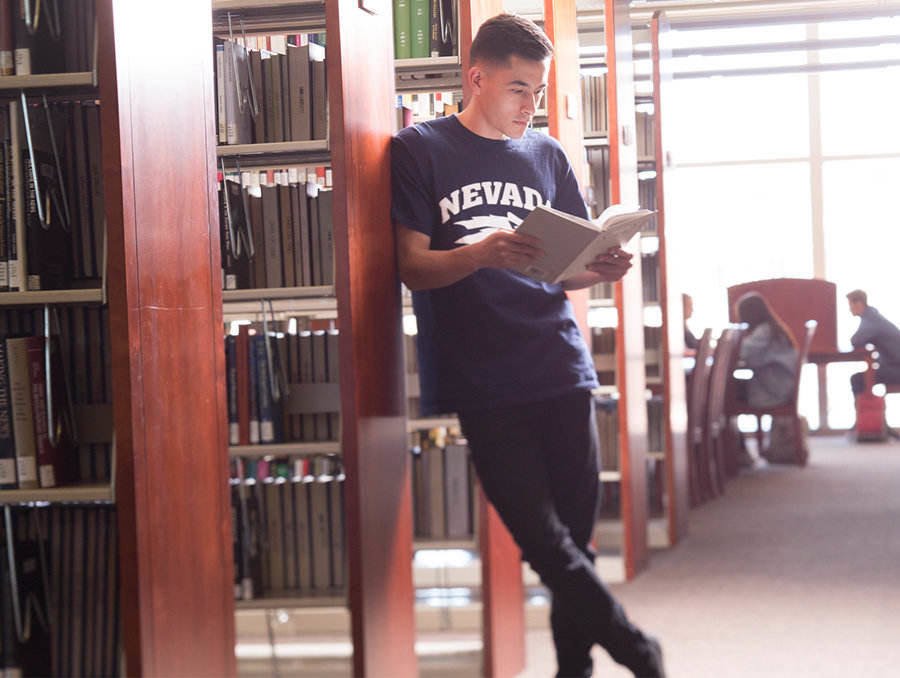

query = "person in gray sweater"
[847, 289, 900, 396]
[735, 292, 798, 408]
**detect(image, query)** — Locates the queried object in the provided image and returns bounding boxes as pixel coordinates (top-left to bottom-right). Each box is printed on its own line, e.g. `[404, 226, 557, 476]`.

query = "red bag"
[856, 392, 887, 442]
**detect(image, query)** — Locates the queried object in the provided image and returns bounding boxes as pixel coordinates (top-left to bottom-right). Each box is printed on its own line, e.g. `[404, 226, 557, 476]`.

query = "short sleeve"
[391, 133, 437, 237]
[552, 149, 590, 220]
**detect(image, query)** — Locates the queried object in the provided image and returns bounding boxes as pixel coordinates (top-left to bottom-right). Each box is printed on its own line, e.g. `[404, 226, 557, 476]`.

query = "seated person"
[683, 293, 700, 351]
[846, 289, 900, 396]
[734, 291, 798, 408]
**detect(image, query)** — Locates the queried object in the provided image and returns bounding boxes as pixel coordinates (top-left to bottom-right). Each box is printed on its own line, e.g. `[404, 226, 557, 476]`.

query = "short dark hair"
[847, 289, 868, 306]
[470, 13, 553, 66]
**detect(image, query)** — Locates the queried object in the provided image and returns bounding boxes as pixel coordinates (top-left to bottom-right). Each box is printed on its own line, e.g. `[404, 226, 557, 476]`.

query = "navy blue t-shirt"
[391, 115, 598, 415]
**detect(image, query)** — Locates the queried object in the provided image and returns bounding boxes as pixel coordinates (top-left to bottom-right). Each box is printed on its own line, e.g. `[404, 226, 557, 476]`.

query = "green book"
[410, 0, 429, 58]
[393, 0, 411, 59]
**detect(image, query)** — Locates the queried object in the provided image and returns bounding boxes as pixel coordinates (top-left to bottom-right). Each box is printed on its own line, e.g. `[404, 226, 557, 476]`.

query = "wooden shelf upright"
[604, 0, 649, 580]
[98, 0, 236, 675]
[545, 0, 591, 344]
[650, 11, 691, 547]
[327, 1, 418, 676]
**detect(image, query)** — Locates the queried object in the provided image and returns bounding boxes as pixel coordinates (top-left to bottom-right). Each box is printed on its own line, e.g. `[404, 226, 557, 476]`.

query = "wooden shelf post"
[327, 1, 417, 675]
[98, 0, 236, 674]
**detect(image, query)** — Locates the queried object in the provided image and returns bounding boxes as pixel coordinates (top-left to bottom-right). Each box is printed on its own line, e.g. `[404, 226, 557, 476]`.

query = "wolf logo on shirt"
[453, 213, 524, 245]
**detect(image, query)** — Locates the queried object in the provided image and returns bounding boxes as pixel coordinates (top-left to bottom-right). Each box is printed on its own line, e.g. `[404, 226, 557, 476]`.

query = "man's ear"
[467, 65, 483, 95]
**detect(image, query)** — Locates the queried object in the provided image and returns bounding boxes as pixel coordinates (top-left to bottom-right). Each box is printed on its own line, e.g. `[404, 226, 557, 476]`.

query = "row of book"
[0, 505, 120, 677]
[395, 91, 459, 130]
[393, 0, 455, 60]
[597, 459, 664, 518]
[638, 177, 658, 233]
[0, 0, 95, 76]
[642, 251, 660, 303]
[411, 429, 474, 541]
[594, 395, 665, 469]
[230, 455, 345, 600]
[587, 144, 610, 219]
[225, 320, 340, 447]
[0, 306, 111, 490]
[582, 73, 609, 137]
[215, 33, 327, 146]
[220, 168, 334, 290]
[636, 109, 656, 160]
[0, 99, 105, 292]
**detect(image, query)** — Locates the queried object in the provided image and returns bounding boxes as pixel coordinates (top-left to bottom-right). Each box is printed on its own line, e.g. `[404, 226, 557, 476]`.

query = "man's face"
[849, 300, 865, 317]
[471, 55, 550, 140]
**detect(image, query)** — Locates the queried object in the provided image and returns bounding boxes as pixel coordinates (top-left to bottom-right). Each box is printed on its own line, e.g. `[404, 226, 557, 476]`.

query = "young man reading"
[391, 13, 665, 678]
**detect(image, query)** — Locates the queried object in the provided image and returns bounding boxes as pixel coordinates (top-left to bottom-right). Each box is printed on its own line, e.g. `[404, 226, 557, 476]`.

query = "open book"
[514, 204, 655, 284]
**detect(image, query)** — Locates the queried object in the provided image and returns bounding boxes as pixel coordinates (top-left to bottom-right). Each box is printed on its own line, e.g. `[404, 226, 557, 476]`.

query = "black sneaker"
[633, 636, 666, 678]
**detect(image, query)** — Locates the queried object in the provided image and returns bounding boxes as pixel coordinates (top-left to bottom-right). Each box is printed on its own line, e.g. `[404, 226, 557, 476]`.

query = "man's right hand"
[467, 230, 544, 272]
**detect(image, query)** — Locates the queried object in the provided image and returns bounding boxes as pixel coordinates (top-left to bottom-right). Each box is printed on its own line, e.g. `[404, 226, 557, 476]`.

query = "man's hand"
[560, 245, 634, 290]
[585, 246, 633, 282]
[467, 230, 544, 271]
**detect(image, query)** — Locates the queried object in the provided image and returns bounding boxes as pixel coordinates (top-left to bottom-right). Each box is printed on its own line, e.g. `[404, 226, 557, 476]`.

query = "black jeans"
[459, 389, 650, 678]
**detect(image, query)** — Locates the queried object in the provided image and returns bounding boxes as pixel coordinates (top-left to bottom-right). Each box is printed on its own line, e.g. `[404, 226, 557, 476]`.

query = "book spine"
[0, 340, 16, 488]
[409, 0, 430, 59]
[26, 336, 58, 487]
[393, 0, 411, 59]
[225, 335, 239, 445]
[6, 337, 37, 489]
[0, 0, 11, 75]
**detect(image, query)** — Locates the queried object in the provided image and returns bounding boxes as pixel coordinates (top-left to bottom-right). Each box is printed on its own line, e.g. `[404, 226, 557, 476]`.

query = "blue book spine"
[254, 335, 275, 443]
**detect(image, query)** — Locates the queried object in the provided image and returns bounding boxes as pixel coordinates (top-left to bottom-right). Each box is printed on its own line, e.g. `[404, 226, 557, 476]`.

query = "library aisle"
[525, 437, 900, 678]
[236, 436, 900, 677]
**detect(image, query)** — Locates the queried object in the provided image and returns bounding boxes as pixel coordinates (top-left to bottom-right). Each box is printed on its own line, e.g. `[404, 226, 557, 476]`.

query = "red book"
[26, 336, 74, 487]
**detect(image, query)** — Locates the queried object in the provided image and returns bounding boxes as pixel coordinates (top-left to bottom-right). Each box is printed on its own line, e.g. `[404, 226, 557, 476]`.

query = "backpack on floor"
[855, 392, 887, 442]
[766, 415, 809, 465]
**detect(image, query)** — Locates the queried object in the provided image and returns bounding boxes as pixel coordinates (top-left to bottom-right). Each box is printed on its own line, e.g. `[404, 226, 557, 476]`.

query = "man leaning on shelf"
[391, 13, 665, 678]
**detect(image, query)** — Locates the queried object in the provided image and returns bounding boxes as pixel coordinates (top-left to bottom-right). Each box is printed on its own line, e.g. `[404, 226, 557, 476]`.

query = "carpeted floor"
[521, 436, 900, 677]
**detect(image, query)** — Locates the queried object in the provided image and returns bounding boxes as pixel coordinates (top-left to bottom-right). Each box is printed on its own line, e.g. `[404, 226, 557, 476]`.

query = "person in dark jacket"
[847, 289, 900, 396]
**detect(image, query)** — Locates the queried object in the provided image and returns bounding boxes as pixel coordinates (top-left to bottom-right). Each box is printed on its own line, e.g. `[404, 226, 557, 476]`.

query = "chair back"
[707, 326, 744, 433]
[790, 320, 817, 404]
[688, 329, 714, 445]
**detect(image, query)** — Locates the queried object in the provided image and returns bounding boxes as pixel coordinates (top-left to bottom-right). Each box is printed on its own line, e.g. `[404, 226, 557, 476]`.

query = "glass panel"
[819, 69, 900, 155]
[667, 162, 813, 335]
[669, 74, 809, 163]
[822, 157, 900, 347]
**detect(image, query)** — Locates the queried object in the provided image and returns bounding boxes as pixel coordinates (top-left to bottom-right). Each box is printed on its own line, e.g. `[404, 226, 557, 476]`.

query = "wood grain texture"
[544, 0, 591, 344]
[606, 0, 648, 580]
[98, 0, 235, 675]
[327, 1, 416, 675]
[479, 486, 526, 678]
[652, 11, 690, 547]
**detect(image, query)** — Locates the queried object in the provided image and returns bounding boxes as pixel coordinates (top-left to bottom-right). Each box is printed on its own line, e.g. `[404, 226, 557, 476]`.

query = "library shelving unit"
[209, 0, 417, 676]
[0, 7, 123, 677]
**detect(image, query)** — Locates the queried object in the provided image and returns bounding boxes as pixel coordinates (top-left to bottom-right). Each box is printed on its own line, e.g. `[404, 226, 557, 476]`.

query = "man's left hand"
[585, 246, 633, 282]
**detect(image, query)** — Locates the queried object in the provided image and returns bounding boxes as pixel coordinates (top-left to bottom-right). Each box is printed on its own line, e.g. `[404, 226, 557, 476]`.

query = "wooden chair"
[704, 326, 744, 494]
[727, 320, 817, 466]
[686, 329, 714, 506]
